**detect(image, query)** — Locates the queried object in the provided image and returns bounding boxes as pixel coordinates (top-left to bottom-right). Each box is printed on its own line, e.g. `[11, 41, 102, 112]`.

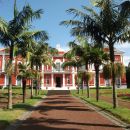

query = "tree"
[84, 71, 93, 96]
[60, 0, 130, 108]
[103, 63, 125, 88]
[17, 63, 33, 103]
[0, 0, 45, 109]
[76, 36, 91, 97]
[62, 41, 83, 94]
[126, 66, 130, 88]
[77, 71, 83, 94]
[89, 47, 109, 101]
[30, 42, 58, 96]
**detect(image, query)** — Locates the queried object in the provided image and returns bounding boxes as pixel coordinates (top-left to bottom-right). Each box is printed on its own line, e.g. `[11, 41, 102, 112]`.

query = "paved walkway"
[15, 92, 123, 130]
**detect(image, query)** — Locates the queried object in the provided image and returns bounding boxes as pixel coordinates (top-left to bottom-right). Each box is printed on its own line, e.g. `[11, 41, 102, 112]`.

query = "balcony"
[44, 68, 74, 73]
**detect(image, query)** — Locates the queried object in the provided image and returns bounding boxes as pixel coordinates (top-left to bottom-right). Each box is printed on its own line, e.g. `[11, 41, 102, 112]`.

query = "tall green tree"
[30, 42, 58, 96]
[126, 66, 130, 88]
[0, 0, 45, 109]
[103, 63, 125, 88]
[89, 47, 109, 101]
[61, 0, 130, 108]
[77, 36, 91, 97]
[62, 41, 83, 94]
[17, 63, 33, 103]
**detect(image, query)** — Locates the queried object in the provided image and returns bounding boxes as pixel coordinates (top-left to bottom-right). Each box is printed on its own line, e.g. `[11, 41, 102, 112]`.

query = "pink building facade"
[0, 47, 127, 89]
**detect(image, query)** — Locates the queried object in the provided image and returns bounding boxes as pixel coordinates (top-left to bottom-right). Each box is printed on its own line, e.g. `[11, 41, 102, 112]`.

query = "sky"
[0, 0, 130, 66]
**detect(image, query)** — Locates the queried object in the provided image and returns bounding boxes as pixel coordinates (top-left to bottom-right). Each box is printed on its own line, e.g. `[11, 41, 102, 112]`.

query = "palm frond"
[82, 6, 100, 20]
[66, 8, 86, 18]
[9, 4, 43, 35]
[0, 17, 8, 34]
[14, 0, 19, 17]
[62, 61, 77, 69]
[19, 30, 48, 41]
[60, 20, 83, 27]
[119, 1, 130, 17]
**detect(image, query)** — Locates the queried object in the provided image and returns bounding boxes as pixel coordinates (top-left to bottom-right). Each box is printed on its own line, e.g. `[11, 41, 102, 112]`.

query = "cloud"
[115, 42, 130, 49]
[123, 56, 130, 66]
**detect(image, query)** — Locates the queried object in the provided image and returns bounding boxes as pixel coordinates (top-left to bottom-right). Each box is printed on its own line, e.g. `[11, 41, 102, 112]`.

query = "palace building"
[0, 45, 126, 90]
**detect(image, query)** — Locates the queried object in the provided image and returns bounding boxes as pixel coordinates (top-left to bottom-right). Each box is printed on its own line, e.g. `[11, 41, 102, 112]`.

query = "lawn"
[0, 87, 47, 130]
[77, 88, 130, 101]
[71, 88, 130, 124]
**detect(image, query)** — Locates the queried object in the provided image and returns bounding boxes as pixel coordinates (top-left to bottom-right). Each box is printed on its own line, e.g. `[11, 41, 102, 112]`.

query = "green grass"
[0, 87, 48, 130]
[120, 96, 130, 101]
[71, 90, 130, 124]
[76, 88, 130, 100]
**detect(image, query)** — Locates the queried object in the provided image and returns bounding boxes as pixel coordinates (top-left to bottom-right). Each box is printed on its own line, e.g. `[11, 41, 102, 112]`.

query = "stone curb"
[73, 96, 130, 130]
[5, 96, 46, 130]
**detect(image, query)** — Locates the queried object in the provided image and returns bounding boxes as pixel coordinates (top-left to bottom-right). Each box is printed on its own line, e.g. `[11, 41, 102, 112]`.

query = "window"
[56, 62, 60, 71]
[46, 76, 50, 85]
[17, 77, 21, 86]
[65, 66, 70, 71]
[81, 65, 85, 70]
[106, 79, 110, 86]
[116, 78, 121, 88]
[66, 76, 70, 84]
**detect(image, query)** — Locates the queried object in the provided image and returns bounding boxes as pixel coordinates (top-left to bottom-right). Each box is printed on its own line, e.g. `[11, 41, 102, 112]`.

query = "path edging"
[73, 96, 130, 130]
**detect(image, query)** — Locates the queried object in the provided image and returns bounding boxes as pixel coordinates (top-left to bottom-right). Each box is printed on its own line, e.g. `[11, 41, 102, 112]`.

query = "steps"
[47, 90, 70, 95]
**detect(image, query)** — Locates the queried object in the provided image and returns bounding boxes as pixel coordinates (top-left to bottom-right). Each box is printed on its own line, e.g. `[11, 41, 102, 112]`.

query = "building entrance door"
[56, 77, 61, 87]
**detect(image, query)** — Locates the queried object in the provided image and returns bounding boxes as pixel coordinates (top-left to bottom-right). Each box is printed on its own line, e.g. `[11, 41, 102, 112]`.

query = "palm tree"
[63, 39, 92, 96]
[103, 63, 125, 88]
[76, 36, 91, 97]
[84, 71, 93, 97]
[103, 64, 112, 86]
[62, 42, 83, 94]
[115, 63, 125, 80]
[30, 42, 58, 96]
[60, 0, 130, 108]
[89, 47, 109, 101]
[0, 0, 45, 109]
[77, 71, 83, 94]
[126, 66, 130, 88]
[17, 63, 33, 103]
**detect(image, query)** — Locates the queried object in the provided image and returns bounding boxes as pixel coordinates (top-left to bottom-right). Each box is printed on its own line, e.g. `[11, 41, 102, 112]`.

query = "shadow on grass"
[0, 120, 10, 130]
[13, 103, 32, 110]
[121, 97, 130, 101]
[32, 96, 43, 100]
[13, 96, 43, 110]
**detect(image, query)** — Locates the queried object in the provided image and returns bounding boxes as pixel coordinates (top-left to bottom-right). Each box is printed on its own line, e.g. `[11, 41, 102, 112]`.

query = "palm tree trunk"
[77, 66, 80, 94]
[109, 44, 117, 108]
[38, 78, 40, 95]
[95, 65, 99, 102]
[86, 80, 90, 98]
[111, 62, 117, 108]
[78, 85, 80, 94]
[35, 65, 38, 96]
[22, 78, 26, 103]
[8, 76, 12, 109]
[82, 76, 84, 95]
[86, 63, 90, 98]
[8, 45, 14, 109]
[31, 79, 33, 99]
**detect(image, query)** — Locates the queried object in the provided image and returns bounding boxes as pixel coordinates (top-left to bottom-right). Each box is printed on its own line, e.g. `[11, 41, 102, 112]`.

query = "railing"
[44, 69, 75, 73]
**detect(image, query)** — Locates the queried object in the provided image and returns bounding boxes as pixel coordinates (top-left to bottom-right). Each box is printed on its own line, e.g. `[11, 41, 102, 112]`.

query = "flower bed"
[117, 93, 130, 97]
